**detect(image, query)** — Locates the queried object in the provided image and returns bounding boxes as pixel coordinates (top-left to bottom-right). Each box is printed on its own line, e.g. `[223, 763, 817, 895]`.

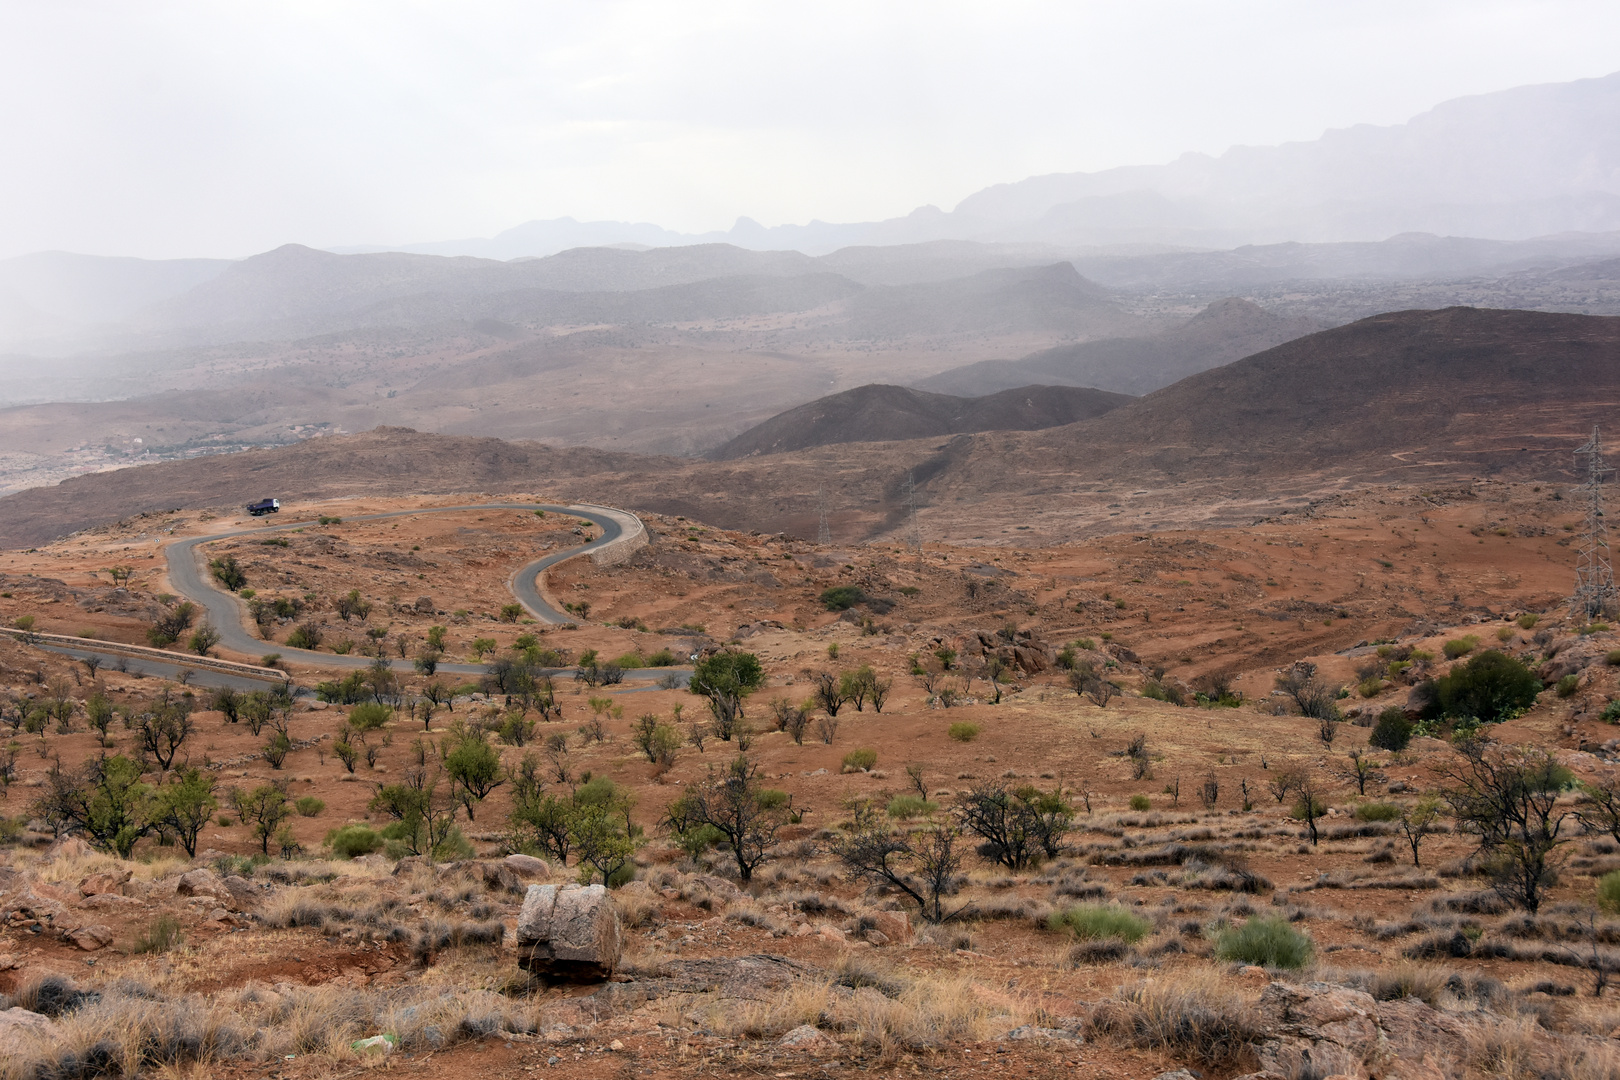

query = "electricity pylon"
[1573, 425, 1616, 618]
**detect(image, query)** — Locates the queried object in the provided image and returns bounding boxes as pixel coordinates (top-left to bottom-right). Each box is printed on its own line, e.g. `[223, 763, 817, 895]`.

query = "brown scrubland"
[1, 475, 1619, 1080]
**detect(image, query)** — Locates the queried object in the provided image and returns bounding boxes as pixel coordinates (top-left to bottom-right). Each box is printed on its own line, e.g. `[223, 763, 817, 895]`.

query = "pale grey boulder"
[516, 883, 622, 980]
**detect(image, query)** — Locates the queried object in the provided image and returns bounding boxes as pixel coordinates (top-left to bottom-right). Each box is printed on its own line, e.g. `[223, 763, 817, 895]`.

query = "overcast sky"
[3, 1, 1619, 260]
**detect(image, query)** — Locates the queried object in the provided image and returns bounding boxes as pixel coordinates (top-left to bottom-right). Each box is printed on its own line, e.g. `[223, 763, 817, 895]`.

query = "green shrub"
[348, 702, 394, 730]
[132, 914, 183, 954]
[886, 795, 937, 819]
[1213, 916, 1313, 969]
[285, 623, 321, 650]
[1369, 707, 1413, 751]
[1048, 903, 1151, 944]
[1357, 677, 1384, 698]
[1603, 700, 1620, 723]
[1442, 636, 1480, 660]
[1434, 650, 1541, 723]
[295, 796, 325, 817]
[1076, 638, 1096, 651]
[842, 748, 877, 772]
[1558, 674, 1581, 698]
[613, 652, 645, 670]
[1354, 802, 1401, 822]
[1129, 794, 1152, 811]
[325, 824, 383, 859]
[1600, 871, 1620, 913]
[646, 648, 676, 667]
[1517, 613, 1539, 630]
[1290, 795, 1327, 820]
[1495, 627, 1515, 642]
[947, 722, 981, 742]
[819, 585, 865, 611]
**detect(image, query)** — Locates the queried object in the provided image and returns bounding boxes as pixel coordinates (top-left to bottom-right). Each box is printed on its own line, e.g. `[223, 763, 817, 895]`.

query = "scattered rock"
[868, 910, 910, 943]
[1151, 1071, 1201, 1080]
[176, 868, 230, 903]
[0, 1007, 60, 1057]
[778, 1025, 836, 1050]
[67, 923, 114, 951]
[608, 1039, 624, 1051]
[817, 925, 847, 943]
[44, 837, 90, 861]
[77, 870, 132, 897]
[78, 893, 144, 911]
[1004, 1025, 1080, 1042]
[222, 875, 261, 908]
[517, 883, 623, 981]
[503, 853, 551, 878]
[481, 861, 524, 894]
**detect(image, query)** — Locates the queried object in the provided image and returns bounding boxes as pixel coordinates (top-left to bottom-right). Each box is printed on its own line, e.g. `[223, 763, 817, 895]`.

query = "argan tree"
[662, 754, 789, 882]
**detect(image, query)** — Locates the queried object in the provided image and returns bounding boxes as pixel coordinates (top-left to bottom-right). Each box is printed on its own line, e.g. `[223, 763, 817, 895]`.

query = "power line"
[1573, 424, 1616, 618]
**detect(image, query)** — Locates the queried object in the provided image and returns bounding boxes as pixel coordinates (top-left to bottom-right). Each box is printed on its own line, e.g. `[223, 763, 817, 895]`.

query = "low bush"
[1129, 794, 1152, 811]
[1601, 870, 1620, 913]
[1048, 903, 1151, 944]
[1213, 916, 1313, 968]
[1608, 649, 1620, 666]
[819, 585, 866, 611]
[1557, 674, 1581, 698]
[842, 748, 877, 772]
[1603, 699, 1620, 723]
[1442, 636, 1480, 660]
[133, 913, 183, 954]
[1369, 707, 1413, 751]
[1354, 802, 1401, 822]
[1517, 613, 1539, 630]
[947, 722, 981, 742]
[1434, 650, 1541, 723]
[646, 648, 677, 667]
[326, 824, 384, 859]
[886, 794, 936, 818]
[295, 796, 325, 817]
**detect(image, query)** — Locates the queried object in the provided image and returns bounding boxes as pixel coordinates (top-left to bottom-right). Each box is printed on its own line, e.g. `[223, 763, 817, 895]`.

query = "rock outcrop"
[516, 883, 623, 981]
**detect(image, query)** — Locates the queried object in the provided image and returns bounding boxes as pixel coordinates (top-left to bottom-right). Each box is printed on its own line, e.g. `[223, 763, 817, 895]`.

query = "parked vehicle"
[246, 498, 280, 516]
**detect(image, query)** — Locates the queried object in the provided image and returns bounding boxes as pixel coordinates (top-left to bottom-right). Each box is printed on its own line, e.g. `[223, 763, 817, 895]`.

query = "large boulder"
[503, 853, 551, 878]
[516, 883, 622, 981]
[66, 923, 114, 951]
[0, 1007, 59, 1058]
[176, 868, 228, 900]
[1252, 981, 1386, 1078]
[78, 870, 132, 897]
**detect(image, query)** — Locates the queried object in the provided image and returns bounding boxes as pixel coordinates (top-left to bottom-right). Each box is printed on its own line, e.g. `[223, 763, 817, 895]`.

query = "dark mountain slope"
[927, 306, 1620, 495]
[708, 383, 1133, 460]
[916, 298, 1325, 396]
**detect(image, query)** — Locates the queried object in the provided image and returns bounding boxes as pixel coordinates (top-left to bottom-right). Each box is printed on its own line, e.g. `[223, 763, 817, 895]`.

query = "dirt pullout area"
[1, 483, 1619, 1077]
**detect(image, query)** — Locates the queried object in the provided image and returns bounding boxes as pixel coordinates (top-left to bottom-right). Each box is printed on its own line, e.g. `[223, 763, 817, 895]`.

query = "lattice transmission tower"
[816, 488, 831, 546]
[904, 472, 922, 553]
[1573, 425, 1617, 618]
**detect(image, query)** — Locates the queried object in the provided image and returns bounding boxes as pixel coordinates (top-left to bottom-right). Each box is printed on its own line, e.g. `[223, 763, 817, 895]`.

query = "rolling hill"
[915, 297, 1325, 396]
[707, 383, 1134, 460]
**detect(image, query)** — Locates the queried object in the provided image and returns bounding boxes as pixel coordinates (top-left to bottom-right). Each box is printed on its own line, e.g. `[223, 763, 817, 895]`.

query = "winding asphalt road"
[158, 502, 681, 681]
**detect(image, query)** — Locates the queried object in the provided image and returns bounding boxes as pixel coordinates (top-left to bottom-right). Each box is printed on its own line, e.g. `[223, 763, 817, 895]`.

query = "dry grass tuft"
[1084, 969, 1258, 1068]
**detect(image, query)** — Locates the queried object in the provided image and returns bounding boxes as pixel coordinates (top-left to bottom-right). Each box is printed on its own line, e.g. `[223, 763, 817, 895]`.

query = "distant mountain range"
[4, 306, 1617, 548]
[342, 71, 1620, 258]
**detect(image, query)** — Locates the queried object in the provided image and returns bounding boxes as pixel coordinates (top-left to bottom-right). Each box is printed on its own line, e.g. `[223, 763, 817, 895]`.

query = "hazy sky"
[3, 1, 1619, 260]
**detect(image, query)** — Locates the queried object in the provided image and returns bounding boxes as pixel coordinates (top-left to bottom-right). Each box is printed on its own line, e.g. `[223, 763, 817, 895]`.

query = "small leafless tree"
[1199, 771, 1220, 810]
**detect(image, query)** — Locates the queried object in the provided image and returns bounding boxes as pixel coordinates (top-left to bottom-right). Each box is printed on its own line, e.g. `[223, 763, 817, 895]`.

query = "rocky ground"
[2, 484, 1620, 1078]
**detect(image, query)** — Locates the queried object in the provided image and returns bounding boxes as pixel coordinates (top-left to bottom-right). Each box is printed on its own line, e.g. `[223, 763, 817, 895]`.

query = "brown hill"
[915, 297, 1327, 396]
[926, 306, 1620, 495]
[708, 383, 1133, 460]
